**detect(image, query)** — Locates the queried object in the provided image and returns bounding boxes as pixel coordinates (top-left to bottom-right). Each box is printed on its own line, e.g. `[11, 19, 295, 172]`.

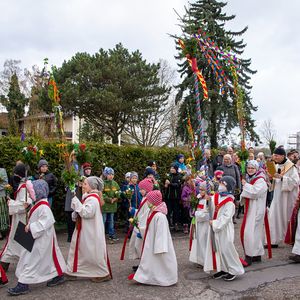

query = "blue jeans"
[102, 213, 115, 237]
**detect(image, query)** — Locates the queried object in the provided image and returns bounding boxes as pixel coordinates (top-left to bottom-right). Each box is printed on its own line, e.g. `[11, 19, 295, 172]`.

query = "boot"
[183, 224, 189, 234]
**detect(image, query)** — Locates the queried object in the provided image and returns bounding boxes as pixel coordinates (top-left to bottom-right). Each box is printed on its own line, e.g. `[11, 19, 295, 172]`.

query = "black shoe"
[132, 265, 139, 272]
[0, 262, 9, 272]
[47, 275, 65, 287]
[289, 255, 300, 263]
[0, 278, 8, 287]
[264, 244, 278, 249]
[212, 271, 228, 279]
[252, 256, 262, 262]
[223, 273, 236, 281]
[244, 256, 252, 266]
[7, 282, 29, 296]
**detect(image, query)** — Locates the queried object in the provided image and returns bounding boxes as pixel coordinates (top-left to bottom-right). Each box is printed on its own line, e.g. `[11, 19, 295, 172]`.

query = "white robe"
[133, 212, 178, 286]
[240, 177, 268, 257]
[15, 200, 66, 284]
[292, 210, 300, 255]
[0, 183, 32, 263]
[66, 194, 110, 278]
[128, 198, 149, 260]
[189, 198, 210, 266]
[268, 160, 299, 244]
[204, 195, 244, 276]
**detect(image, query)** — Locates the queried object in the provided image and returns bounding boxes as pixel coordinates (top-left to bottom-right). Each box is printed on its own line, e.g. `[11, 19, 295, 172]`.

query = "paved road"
[0, 219, 299, 299]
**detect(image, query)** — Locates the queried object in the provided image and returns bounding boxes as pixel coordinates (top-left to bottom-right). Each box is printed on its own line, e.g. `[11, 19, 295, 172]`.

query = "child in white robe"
[205, 176, 244, 281]
[129, 190, 178, 286]
[127, 178, 153, 270]
[0, 163, 32, 272]
[8, 180, 66, 296]
[66, 176, 111, 282]
[240, 160, 268, 266]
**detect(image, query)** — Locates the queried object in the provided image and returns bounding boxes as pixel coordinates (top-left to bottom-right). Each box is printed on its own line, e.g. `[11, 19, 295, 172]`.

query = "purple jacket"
[181, 185, 196, 208]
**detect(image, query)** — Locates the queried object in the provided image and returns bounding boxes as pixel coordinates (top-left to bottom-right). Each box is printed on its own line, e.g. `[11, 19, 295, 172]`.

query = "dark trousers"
[66, 211, 75, 241]
[182, 206, 191, 224]
[166, 198, 180, 226]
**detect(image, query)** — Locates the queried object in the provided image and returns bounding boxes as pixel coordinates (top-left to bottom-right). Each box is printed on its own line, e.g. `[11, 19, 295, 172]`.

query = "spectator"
[213, 147, 227, 170]
[197, 149, 214, 178]
[181, 176, 195, 234]
[174, 154, 187, 174]
[0, 165, 9, 240]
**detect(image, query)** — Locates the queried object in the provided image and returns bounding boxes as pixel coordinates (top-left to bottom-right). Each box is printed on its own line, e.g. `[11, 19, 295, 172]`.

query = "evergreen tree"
[0, 73, 28, 135]
[174, 0, 259, 148]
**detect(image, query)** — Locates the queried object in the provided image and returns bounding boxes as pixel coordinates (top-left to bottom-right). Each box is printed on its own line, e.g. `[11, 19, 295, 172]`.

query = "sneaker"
[7, 282, 29, 296]
[47, 275, 65, 287]
[109, 236, 119, 242]
[212, 271, 228, 279]
[289, 255, 300, 263]
[0, 278, 8, 287]
[223, 273, 236, 281]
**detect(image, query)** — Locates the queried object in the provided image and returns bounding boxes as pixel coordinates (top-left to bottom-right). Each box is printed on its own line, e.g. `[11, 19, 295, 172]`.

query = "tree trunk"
[111, 134, 119, 144]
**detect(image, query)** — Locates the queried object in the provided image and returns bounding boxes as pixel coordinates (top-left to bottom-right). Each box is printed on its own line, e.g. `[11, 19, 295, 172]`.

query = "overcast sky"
[1, 0, 299, 146]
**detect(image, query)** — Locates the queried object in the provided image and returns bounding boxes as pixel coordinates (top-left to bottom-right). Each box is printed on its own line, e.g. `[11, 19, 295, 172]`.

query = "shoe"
[47, 275, 65, 287]
[7, 282, 29, 296]
[252, 256, 262, 262]
[264, 244, 278, 249]
[244, 256, 252, 266]
[132, 265, 139, 272]
[90, 275, 111, 283]
[0, 262, 9, 272]
[289, 255, 300, 263]
[109, 236, 119, 242]
[212, 271, 228, 279]
[223, 273, 236, 281]
[0, 278, 8, 287]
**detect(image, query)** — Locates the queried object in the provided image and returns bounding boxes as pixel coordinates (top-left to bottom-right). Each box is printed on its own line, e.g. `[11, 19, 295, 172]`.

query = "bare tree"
[260, 119, 276, 144]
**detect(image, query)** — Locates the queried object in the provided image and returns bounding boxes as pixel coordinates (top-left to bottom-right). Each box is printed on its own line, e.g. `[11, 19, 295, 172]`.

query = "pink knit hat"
[214, 170, 224, 178]
[138, 178, 154, 194]
[146, 190, 167, 215]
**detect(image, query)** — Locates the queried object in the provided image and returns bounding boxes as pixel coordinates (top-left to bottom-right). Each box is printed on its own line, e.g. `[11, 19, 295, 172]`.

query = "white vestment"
[240, 177, 268, 256]
[189, 198, 210, 266]
[0, 183, 32, 263]
[203, 194, 244, 276]
[16, 200, 66, 284]
[134, 212, 178, 286]
[66, 193, 110, 278]
[292, 210, 300, 255]
[128, 198, 149, 260]
[268, 160, 299, 244]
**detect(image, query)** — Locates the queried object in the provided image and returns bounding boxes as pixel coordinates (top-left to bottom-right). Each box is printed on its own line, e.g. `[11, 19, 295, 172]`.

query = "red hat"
[214, 170, 224, 178]
[138, 178, 154, 194]
[82, 162, 92, 170]
[146, 190, 167, 215]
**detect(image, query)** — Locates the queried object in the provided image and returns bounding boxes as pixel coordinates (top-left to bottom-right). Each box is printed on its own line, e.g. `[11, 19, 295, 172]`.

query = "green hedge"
[0, 136, 188, 223]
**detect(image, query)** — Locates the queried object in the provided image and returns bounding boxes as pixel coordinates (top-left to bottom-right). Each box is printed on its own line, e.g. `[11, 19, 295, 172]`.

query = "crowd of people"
[0, 144, 299, 295]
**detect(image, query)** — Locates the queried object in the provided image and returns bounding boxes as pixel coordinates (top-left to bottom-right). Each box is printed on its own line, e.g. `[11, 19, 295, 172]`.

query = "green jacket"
[102, 179, 120, 213]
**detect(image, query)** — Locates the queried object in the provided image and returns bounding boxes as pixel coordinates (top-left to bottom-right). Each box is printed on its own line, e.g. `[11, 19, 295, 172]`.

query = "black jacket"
[165, 173, 182, 201]
[34, 172, 58, 198]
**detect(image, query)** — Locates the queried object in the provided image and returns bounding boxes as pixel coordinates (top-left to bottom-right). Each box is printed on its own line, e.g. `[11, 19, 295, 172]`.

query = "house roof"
[0, 112, 9, 129]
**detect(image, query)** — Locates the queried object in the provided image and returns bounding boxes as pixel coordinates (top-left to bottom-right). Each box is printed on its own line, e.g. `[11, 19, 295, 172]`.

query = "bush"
[0, 136, 188, 222]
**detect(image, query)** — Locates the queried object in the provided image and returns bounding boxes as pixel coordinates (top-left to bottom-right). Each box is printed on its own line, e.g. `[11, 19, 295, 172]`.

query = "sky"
[0, 0, 299, 147]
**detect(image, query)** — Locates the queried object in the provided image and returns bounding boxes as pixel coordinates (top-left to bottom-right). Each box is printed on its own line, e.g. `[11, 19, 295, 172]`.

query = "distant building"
[18, 113, 82, 143]
[0, 112, 9, 136]
[288, 132, 300, 152]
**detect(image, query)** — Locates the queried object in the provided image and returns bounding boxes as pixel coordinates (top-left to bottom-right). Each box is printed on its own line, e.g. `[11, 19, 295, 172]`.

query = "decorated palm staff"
[0, 163, 32, 272]
[128, 190, 177, 286]
[240, 160, 271, 267]
[66, 176, 112, 282]
[8, 180, 66, 296]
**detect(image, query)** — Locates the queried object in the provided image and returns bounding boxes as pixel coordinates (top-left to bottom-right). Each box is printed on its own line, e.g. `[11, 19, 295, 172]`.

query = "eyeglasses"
[247, 167, 256, 170]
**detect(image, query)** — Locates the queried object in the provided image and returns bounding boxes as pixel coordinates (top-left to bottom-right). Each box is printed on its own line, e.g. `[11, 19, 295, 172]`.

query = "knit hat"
[247, 160, 259, 170]
[13, 163, 26, 178]
[138, 178, 154, 194]
[220, 176, 236, 193]
[32, 179, 49, 201]
[86, 176, 104, 192]
[125, 172, 131, 179]
[103, 167, 114, 177]
[144, 166, 156, 177]
[214, 170, 224, 178]
[171, 163, 179, 172]
[146, 190, 167, 215]
[273, 147, 286, 156]
[38, 159, 48, 169]
[130, 171, 139, 179]
[176, 154, 184, 161]
[82, 162, 92, 170]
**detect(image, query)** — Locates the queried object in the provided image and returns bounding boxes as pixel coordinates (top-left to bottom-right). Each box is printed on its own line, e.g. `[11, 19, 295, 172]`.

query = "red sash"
[28, 200, 63, 276]
[72, 193, 112, 278]
[211, 193, 234, 270]
[0, 184, 28, 258]
[0, 264, 7, 283]
[240, 177, 272, 259]
[120, 198, 147, 260]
